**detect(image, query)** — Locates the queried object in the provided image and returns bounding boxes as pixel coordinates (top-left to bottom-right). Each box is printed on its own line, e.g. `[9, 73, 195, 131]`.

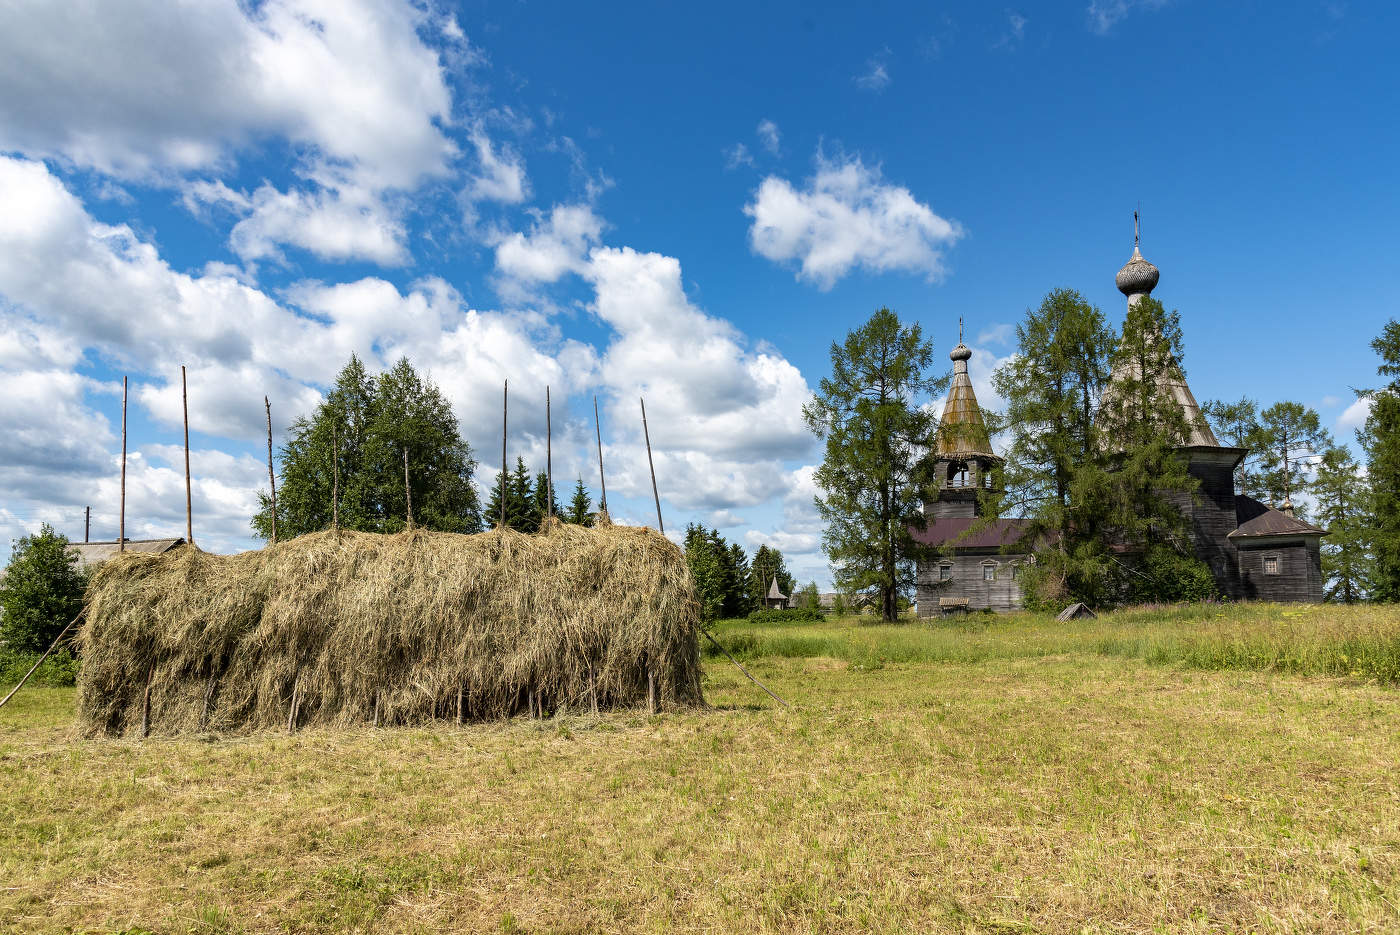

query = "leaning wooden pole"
[264, 396, 277, 544]
[120, 376, 127, 552]
[181, 365, 193, 545]
[640, 396, 663, 535]
[500, 380, 508, 528]
[0, 611, 85, 710]
[545, 386, 554, 521]
[594, 395, 607, 514]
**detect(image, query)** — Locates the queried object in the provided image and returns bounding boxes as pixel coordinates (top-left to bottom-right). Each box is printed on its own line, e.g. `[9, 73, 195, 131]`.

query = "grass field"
[3, 604, 1399, 933]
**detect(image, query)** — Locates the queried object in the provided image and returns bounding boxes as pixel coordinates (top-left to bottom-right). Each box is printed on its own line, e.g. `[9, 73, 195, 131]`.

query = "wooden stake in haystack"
[546, 386, 554, 521]
[500, 380, 508, 529]
[120, 376, 127, 552]
[594, 395, 608, 517]
[264, 396, 277, 545]
[182, 365, 193, 546]
[640, 396, 663, 535]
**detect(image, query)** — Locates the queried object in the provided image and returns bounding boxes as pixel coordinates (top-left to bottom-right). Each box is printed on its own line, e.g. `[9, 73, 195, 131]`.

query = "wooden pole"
[84, 506, 90, 543]
[287, 677, 300, 734]
[141, 667, 153, 738]
[331, 424, 340, 531]
[264, 396, 277, 545]
[182, 365, 193, 545]
[403, 447, 413, 528]
[647, 669, 656, 715]
[456, 685, 464, 725]
[120, 376, 127, 552]
[0, 611, 84, 710]
[545, 386, 553, 521]
[701, 629, 791, 709]
[372, 693, 381, 728]
[200, 676, 216, 730]
[500, 380, 508, 528]
[640, 397, 663, 534]
[589, 663, 599, 716]
[593, 395, 607, 514]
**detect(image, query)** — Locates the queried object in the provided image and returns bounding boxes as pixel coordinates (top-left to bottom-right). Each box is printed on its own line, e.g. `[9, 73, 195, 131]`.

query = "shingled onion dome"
[1115, 244, 1160, 298]
[936, 341, 996, 459]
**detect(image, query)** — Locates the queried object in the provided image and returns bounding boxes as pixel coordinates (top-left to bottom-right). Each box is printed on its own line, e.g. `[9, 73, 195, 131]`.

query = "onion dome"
[949, 343, 972, 364]
[1115, 245, 1160, 297]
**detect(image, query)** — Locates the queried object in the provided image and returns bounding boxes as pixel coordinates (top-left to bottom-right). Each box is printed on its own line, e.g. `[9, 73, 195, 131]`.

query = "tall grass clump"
[77, 520, 703, 736]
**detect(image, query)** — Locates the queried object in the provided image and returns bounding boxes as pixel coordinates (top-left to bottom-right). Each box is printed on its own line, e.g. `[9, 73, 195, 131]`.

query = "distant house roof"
[1229, 496, 1327, 539]
[766, 578, 787, 600]
[910, 518, 1034, 550]
[67, 538, 185, 569]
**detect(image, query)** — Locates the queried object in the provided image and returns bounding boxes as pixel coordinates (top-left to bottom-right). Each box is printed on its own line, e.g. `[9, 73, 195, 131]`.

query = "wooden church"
[914, 229, 1327, 614]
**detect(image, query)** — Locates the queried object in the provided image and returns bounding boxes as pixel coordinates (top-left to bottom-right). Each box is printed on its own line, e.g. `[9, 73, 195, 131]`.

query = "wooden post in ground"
[545, 386, 553, 521]
[141, 667, 153, 738]
[331, 424, 340, 531]
[200, 676, 216, 730]
[372, 693, 381, 728]
[403, 447, 413, 528]
[120, 376, 127, 552]
[640, 397, 663, 534]
[589, 663, 599, 716]
[182, 365, 193, 545]
[287, 678, 300, 734]
[500, 380, 508, 528]
[456, 685, 464, 725]
[647, 668, 656, 715]
[264, 396, 277, 544]
[593, 395, 607, 515]
[84, 506, 90, 543]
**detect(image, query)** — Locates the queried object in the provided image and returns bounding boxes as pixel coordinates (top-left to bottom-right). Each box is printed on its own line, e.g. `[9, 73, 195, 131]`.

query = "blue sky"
[1, 0, 1395, 588]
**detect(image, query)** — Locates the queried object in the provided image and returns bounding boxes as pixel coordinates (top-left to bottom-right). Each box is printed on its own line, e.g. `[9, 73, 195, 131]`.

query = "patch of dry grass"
[2, 618, 1399, 932]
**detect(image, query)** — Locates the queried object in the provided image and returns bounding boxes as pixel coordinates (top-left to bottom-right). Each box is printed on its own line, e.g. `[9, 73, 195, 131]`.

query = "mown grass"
[2, 605, 1399, 933]
[709, 603, 1400, 683]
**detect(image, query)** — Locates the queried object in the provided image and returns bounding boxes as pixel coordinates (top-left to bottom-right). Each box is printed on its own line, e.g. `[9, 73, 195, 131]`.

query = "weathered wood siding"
[916, 550, 1028, 615]
[1238, 539, 1323, 603]
[1165, 452, 1245, 599]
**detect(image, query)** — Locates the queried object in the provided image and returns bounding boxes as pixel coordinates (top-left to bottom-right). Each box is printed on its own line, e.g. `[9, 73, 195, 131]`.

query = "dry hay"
[76, 520, 703, 736]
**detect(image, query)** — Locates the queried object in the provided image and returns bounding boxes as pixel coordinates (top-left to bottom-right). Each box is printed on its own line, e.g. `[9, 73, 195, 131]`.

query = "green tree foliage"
[1094, 296, 1203, 588]
[532, 471, 560, 526]
[794, 581, 822, 611]
[1202, 396, 1270, 496]
[565, 477, 594, 526]
[485, 456, 539, 532]
[1313, 446, 1374, 603]
[1362, 318, 1400, 601]
[0, 524, 88, 653]
[1256, 401, 1332, 513]
[253, 356, 481, 538]
[991, 289, 1116, 603]
[683, 525, 751, 620]
[748, 544, 793, 608]
[803, 308, 948, 621]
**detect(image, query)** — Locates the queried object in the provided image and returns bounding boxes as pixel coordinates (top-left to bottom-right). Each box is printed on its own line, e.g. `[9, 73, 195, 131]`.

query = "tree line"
[803, 295, 1400, 616]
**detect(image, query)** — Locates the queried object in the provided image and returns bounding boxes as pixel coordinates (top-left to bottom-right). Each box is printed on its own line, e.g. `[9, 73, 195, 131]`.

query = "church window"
[938, 562, 953, 581]
[1263, 555, 1280, 576]
[948, 461, 970, 487]
[982, 563, 996, 581]
[1010, 564, 1020, 580]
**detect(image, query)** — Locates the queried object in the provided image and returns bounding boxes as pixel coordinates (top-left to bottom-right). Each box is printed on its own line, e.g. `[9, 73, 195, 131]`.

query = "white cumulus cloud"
[744, 155, 963, 290]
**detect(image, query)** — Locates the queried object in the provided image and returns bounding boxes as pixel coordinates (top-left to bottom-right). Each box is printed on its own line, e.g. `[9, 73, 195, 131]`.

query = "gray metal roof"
[1229, 497, 1327, 539]
[67, 538, 185, 568]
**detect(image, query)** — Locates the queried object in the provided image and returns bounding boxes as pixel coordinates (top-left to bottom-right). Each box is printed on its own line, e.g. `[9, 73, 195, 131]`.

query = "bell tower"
[928, 326, 1002, 521]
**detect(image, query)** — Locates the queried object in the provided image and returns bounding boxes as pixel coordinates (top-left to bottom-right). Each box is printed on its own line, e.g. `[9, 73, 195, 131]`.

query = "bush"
[1124, 546, 1218, 604]
[0, 523, 88, 653]
[0, 647, 79, 688]
[746, 607, 825, 623]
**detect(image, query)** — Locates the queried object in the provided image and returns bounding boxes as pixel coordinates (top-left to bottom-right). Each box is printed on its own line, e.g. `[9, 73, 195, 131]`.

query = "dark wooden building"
[915, 230, 1325, 614]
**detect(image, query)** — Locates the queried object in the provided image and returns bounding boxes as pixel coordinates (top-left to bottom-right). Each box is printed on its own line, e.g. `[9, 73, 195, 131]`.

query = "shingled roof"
[67, 538, 185, 569]
[936, 342, 997, 458]
[1228, 496, 1327, 539]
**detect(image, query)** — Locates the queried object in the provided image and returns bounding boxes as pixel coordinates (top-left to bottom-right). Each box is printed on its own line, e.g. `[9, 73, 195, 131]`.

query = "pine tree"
[565, 477, 594, 526]
[1362, 318, 1400, 601]
[725, 543, 752, 616]
[803, 308, 948, 621]
[991, 288, 1116, 603]
[1201, 396, 1269, 496]
[532, 471, 559, 526]
[683, 524, 725, 621]
[0, 524, 88, 653]
[484, 456, 536, 531]
[1256, 401, 1332, 513]
[253, 356, 480, 538]
[748, 544, 793, 607]
[1312, 446, 1373, 603]
[1094, 296, 1206, 601]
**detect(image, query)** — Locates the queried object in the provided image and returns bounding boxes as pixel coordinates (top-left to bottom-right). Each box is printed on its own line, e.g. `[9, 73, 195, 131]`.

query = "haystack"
[77, 520, 703, 736]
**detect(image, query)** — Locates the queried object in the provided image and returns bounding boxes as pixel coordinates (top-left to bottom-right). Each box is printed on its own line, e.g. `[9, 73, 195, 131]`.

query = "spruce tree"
[803, 308, 948, 621]
[1362, 318, 1400, 601]
[1202, 396, 1268, 496]
[725, 542, 752, 616]
[683, 524, 725, 620]
[748, 544, 794, 607]
[532, 470, 559, 526]
[0, 524, 88, 653]
[1256, 401, 1332, 513]
[1313, 446, 1374, 603]
[565, 477, 594, 526]
[484, 456, 536, 531]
